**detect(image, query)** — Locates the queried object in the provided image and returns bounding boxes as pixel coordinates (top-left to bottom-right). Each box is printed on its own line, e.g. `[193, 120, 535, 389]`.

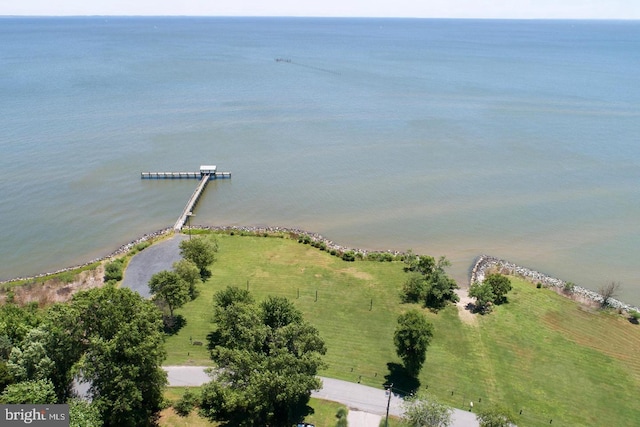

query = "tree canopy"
[394, 310, 434, 377]
[179, 236, 218, 279]
[469, 281, 495, 313]
[0, 286, 167, 427]
[402, 254, 459, 310]
[0, 378, 57, 404]
[173, 258, 201, 300]
[475, 404, 517, 427]
[201, 288, 326, 426]
[469, 273, 512, 313]
[148, 270, 191, 323]
[65, 286, 167, 427]
[484, 274, 512, 304]
[402, 392, 453, 427]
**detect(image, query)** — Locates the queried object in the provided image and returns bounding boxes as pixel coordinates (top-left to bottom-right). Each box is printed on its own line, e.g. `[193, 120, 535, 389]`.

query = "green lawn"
[161, 387, 400, 427]
[164, 233, 640, 426]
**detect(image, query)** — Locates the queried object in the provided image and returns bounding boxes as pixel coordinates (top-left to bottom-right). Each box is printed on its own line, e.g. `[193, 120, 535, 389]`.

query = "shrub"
[174, 389, 199, 417]
[476, 404, 517, 427]
[299, 235, 312, 245]
[536, 282, 542, 289]
[367, 252, 395, 262]
[342, 251, 356, 262]
[335, 406, 348, 427]
[135, 241, 151, 252]
[104, 259, 124, 282]
[563, 281, 575, 294]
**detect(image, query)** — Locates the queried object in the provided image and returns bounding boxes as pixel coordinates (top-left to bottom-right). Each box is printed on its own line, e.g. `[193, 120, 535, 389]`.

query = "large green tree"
[394, 310, 434, 377]
[148, 270, 191, 323]
[0, 379, 57, 404]
[69, 399, 102, 427]
[201, 288, 326, 426]
[61, 286, 167, 427]
[7, 327, 56, 384]
[402, 255, 458, 310]
[179, 236, 218, 279]
[469, 281, 496, 313]
[484, 274, 512, 304]
[4, 306, 81, 401]
[424, 270, 459, 310]
[0, 303, 41, 347]
[469, 274, 512, 313]
[173, 258, 201, 300]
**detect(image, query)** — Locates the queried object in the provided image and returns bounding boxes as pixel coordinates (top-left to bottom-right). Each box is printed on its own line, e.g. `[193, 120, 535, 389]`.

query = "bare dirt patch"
[455, 288, 478, 326]
[2, 267, 105, 307]
[338, 267, 373, 281]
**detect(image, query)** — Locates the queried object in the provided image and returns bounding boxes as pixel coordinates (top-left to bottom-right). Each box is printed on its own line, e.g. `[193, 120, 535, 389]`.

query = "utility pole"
[186, 212, 195, 240]
[385, 383, 393, 427]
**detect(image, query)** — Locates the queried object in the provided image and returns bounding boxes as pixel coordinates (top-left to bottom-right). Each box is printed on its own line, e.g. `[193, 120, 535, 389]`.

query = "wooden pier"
[141, 171, 231, 179]
[174, 175, 209, 231]
[140, 165, 231, 232]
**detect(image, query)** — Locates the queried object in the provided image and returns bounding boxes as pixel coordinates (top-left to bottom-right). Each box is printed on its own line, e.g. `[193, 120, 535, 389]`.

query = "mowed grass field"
[160, 388, 371, 427]
[164, 233, 640, 426]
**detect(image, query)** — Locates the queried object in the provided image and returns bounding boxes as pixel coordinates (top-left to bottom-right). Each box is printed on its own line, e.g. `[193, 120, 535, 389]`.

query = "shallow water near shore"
[1, 17, 639, 304]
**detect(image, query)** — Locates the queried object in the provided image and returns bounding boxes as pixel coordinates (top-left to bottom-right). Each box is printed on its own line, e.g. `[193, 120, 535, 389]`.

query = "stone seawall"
[0, 228, 173, 286]
[4, 225, 639, 316]
[0, 225, 392, 287]
[470, 255, 640, 313]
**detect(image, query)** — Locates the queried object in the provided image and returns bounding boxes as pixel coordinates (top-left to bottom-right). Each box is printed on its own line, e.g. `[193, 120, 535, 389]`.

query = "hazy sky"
[1, 0, 639, 19]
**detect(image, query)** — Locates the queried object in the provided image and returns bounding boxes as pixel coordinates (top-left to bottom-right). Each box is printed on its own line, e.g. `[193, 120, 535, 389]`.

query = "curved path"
[124, 237, 478, 426]
[163, 366, 479, 427]
[121, 234, 189, 297]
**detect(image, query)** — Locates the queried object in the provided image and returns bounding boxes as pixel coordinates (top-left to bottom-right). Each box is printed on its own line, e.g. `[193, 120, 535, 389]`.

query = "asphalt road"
[121, 234, 189, 298]
[163, 366, 479, 427]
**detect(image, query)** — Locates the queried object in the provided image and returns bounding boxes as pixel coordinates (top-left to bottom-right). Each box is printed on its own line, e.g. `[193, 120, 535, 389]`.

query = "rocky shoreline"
[0, 227, 174, 286]
[470, 255, 640, 314]
[3, 226, 639, 314]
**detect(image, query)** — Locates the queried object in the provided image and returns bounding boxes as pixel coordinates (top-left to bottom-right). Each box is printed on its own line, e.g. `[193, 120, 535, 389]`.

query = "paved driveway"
[121, 234, 189, 298]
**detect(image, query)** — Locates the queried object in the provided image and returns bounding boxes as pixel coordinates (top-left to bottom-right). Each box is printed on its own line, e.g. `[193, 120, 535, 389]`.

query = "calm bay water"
[1, 17, 639, 304]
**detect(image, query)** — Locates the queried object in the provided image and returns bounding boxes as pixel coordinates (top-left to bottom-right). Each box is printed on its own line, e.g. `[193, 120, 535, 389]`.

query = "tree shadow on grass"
[163, 314, 186, 335]
[200, 269, 212, 281]
[216, 401, 314, 427]
[384, 362, 420, 396]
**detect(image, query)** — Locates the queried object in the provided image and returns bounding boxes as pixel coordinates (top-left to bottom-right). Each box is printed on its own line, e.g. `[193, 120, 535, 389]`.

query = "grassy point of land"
[165, 233, 640, 426]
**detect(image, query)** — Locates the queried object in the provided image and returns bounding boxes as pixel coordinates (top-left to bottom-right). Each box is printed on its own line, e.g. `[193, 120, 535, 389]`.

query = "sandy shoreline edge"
[2, 225, 639, 313]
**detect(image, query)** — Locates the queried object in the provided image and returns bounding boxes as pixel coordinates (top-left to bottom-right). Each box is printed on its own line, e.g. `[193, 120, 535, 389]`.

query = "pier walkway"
[140, 165, 231, 232]
[174, 174, 209, 231]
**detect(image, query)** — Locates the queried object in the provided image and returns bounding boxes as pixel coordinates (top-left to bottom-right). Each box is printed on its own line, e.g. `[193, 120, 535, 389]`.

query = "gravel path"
[121, 234, 189, 298]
